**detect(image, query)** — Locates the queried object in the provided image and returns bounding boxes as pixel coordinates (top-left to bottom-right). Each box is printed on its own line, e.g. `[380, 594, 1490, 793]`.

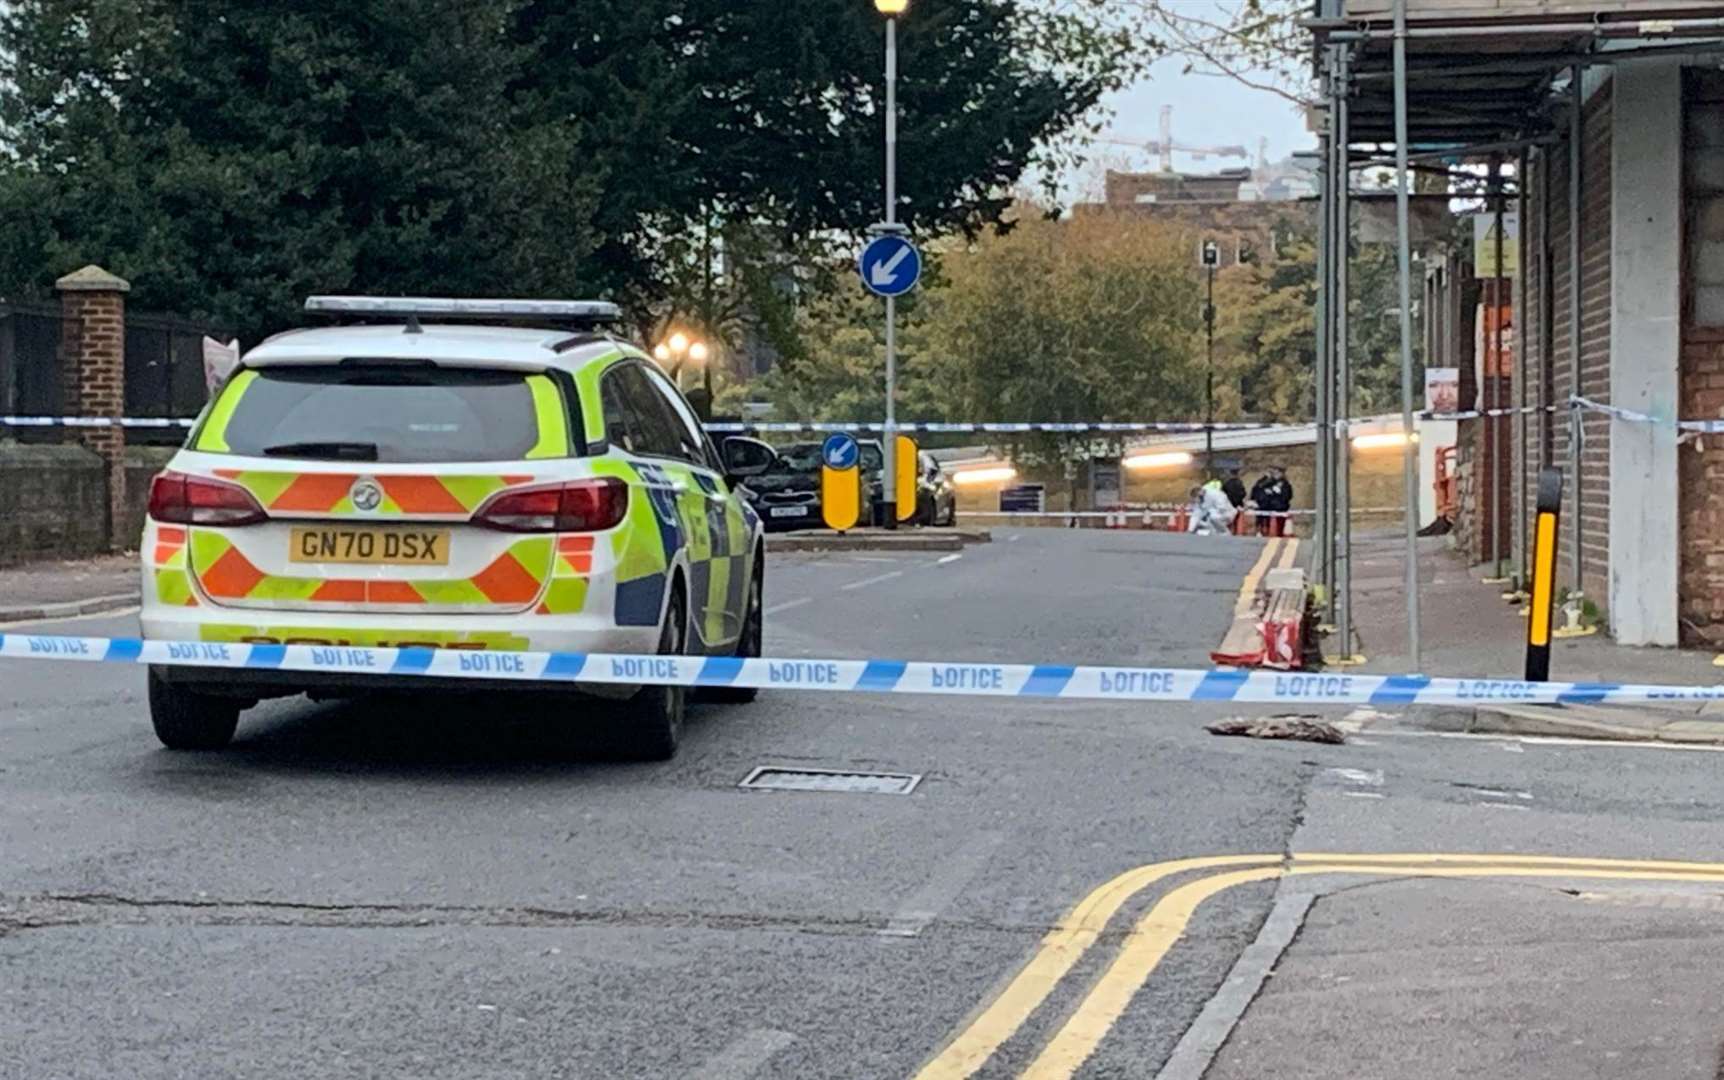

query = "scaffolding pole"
[1516, 147, 1530, 589]
[1335, 43, 1354, 659]
[1490, 156, 1506, 579]
[1392, 0, 1422, 670]
[1568, 65, 1584, 597]
[1315, 53, 1335, 613]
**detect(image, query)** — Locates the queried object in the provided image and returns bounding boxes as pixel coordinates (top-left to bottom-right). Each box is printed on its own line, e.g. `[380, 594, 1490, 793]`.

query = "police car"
[141, 297, 776, 759]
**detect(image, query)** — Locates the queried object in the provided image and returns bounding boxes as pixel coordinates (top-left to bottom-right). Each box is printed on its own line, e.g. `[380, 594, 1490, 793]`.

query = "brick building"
[1074, 164, 1315, 268]
[1312, 0, 1724, 647]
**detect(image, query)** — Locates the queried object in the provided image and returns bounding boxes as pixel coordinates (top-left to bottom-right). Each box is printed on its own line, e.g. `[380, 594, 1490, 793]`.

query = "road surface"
[4, 528, 1724, 1078]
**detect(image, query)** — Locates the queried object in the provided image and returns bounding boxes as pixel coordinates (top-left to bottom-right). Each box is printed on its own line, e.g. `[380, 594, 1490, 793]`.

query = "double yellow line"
[1232, 537, 1300, 619]
[914, 851, 1724, 1080]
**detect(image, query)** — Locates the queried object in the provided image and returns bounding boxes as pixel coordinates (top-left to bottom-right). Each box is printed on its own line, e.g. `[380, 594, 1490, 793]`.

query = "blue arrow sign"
[859, 235, 922, 298]
[822, 433, 860, 470]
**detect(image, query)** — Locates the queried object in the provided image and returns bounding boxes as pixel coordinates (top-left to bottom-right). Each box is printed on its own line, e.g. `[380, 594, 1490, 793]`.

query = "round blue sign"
[858, 235, 922, 298]
[822, 433, 860, 470]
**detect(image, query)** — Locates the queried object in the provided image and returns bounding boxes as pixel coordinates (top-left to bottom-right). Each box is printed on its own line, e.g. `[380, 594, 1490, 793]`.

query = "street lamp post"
[654, 332, 704, 392]
[875, 0, 906, 529]
[1200, 239, 1220, 470]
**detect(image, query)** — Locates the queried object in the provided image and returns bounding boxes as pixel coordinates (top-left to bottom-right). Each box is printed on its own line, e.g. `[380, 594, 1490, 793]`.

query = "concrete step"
[767, 528, 988, 553]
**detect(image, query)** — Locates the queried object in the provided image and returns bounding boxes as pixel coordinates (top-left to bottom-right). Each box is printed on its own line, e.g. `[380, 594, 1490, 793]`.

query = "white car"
[140, 297, 776, 758]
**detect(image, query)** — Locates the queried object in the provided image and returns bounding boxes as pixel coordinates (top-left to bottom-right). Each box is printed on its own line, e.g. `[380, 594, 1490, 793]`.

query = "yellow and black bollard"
[1524, 468, 1563, 682]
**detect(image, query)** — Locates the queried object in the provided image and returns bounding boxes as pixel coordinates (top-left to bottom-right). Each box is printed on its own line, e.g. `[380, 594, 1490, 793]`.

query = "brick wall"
[0, 445, 174, 567]
[1069, 200, 1304, 268]
[1679, 341, 1724, 642]
[0, 445, 109, 564]
[52, 266, 132, 551]
[0, 445, 175, 566]
[1521, 82, 1613, 606]
[1577, 87, 1613, 605]
[1679, 70, 1724, 643]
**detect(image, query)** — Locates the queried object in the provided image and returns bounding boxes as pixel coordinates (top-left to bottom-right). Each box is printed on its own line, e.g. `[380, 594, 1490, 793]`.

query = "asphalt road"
[4, 528, 1724, 1078]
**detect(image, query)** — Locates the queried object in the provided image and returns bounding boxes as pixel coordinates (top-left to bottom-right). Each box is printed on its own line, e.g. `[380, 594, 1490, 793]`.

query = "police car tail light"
[148, 471, 268, 526]
[473, 478, 628, 533]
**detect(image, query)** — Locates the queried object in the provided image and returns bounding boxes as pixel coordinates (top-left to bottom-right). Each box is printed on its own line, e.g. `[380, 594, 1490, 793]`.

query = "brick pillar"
[55, 265, 131, 552]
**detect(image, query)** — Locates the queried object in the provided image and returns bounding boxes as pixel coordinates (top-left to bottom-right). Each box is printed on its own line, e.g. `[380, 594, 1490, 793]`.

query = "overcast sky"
[1061, 9, 1316, 202]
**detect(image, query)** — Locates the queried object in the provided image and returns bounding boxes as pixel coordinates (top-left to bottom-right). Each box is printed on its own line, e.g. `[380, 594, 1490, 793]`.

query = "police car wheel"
[147, 668, 241, 751]
[700, 554, 763, 705]
[611, 580, 688, 760]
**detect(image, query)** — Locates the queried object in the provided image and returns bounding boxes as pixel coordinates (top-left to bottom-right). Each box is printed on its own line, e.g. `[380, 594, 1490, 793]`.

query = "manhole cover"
[738, 766, 922, 795]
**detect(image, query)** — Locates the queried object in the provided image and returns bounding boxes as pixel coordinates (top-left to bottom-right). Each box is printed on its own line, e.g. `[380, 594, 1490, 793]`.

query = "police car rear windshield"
[208, 364, 553, 462]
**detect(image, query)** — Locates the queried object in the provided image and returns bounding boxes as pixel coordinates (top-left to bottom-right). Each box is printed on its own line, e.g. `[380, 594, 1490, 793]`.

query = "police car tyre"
[147, 668, 241, 750]
[700, 553, 763, 705]
[609, 579, 689, 760]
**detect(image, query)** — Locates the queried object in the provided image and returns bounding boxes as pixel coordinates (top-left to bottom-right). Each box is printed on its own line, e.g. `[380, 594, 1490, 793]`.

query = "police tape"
[0, 416, 196, 429]
[956, 508, 1403, 520]
[0, 415, 1285, 433]
[706, 421, 1281, 434]
[5, 632, 1722, 707]
[1570, 396, 1724, 434]
[5, 400, 1717, 435]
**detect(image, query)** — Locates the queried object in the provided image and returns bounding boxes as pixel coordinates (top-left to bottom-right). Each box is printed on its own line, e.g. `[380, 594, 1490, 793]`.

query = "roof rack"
[304, 296, 623, 331]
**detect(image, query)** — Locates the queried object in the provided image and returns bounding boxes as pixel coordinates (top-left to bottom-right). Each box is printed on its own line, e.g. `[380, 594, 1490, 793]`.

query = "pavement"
[1334, 530, 1724, 745]
[0, 554, 138, 623]
[7, 527, 1724, 1077]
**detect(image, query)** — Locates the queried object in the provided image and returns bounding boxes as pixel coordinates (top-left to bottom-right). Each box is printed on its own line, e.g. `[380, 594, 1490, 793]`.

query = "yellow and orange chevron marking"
[190, 533, 553, 608]
[211, 471, 536, 516]
[151, 526, 199, 607]
[537, 535, 594, 615]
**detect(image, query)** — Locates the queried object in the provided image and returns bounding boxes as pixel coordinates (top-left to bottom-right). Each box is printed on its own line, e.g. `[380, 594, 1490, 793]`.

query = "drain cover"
[738, 766, 922, 795]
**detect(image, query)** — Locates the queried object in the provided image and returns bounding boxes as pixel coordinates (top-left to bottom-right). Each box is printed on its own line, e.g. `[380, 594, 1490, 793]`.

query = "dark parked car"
[737, 439, 953, 530]
[913, 451, 957, 526]
[859, 443, 956, 527]
[740, 442, 827, 531]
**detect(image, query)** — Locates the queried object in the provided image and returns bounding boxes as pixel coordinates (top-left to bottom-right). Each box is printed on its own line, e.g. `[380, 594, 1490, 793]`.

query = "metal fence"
[0, 299, 63, 443]
[0, 299, 226, 446]
[125, 311, 227, 444]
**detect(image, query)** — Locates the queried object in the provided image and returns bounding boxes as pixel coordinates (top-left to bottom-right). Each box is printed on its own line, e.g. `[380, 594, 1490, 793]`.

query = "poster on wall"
[1425, 368, 1460, 414]
[1472, 211, 1520, 278]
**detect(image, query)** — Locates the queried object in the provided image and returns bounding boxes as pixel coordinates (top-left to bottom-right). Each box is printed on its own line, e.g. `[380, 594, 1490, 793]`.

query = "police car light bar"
[304, 296, 622, 323]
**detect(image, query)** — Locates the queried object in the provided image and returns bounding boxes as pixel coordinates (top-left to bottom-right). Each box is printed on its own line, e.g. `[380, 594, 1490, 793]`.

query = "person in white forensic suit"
[1186, 481, 1238, 536]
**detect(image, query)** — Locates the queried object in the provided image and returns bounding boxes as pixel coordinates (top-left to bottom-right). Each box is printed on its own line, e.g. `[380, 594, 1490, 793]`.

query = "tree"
[747, 279, 946, 423]
[0, 0, 602, 342]
[1215, 213, 1423, 423]
[921, 208, 1204, 499]
[0, 1, 1146, 341]
[1120, 0, 1316, 108]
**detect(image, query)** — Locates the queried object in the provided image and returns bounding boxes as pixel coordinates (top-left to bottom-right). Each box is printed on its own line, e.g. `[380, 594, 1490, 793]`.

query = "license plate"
[770, 506, 810, 518]
[288, 527, 450, 565]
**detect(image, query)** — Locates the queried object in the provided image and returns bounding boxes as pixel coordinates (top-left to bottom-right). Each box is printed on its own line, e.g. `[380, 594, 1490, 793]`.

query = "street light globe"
[668, 331, 690, 354]
[653, 344, 671, 363]
[688, 341, 710, 363]
[874, 0, 908, 13]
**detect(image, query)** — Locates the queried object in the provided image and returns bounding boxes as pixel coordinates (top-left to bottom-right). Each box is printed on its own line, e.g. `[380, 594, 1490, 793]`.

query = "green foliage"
[0, 0, 1143, 341]
[1218, 215, 1422, 422]
[0, 0, 587, 340]
[759, 207, 1416, 439]
[750, 282, 945, 423]
[926, 212, 1202, 424]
